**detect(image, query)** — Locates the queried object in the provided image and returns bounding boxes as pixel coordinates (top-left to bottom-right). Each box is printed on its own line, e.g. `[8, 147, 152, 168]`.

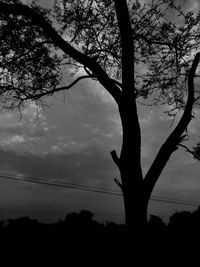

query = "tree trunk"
[117, 96, 149, 236]
[122, 181, 148, 231]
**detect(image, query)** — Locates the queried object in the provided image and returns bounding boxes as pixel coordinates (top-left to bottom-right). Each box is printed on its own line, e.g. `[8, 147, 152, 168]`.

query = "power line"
[150, 196, 199, 207]
[0, 172, 122, 196]
[0, 171, 199, 207]
[0, 172, 123, 195]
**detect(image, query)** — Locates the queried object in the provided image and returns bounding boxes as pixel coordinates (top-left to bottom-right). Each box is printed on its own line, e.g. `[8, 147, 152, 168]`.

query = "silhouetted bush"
[1, 207, 200, 257]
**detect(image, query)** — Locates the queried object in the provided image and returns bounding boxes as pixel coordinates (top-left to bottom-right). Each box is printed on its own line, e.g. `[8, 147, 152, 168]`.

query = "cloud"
[154, 150, 200, 198]
[0, 101, 49, 150]
[41, 78, 122, 153]
[0, 144, 118, 190]
[2, 135, 25, 146]
[175, 0, 199, 11]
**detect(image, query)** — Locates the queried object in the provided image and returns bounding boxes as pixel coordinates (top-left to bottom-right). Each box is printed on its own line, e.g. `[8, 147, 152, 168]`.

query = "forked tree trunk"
[116, 53, 200, 234]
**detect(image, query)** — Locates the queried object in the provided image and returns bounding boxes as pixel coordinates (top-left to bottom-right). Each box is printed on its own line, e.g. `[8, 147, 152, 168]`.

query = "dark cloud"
[0, 144, 122, 223]
[0, 124, 23, 136]
[0, 145, 118, 189]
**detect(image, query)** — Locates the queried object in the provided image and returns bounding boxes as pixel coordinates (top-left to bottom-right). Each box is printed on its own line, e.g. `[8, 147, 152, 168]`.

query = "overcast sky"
[1, 0, 200, 224]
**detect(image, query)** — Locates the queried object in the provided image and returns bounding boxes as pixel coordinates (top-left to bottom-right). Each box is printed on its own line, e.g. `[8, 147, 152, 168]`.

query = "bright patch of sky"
[0, 101, 49, 152]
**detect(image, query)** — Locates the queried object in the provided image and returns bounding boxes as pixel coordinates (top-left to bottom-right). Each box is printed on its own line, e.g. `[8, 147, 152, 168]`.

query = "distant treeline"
[1, 207, 200, 233]
[1, 208, 200, 261]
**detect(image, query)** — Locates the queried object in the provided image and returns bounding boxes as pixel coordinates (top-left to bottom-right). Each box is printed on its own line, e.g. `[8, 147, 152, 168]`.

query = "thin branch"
[178, 143, 194, 155]
[0, 2, 122, 104]
[86, 48, 121, 60]
[134, 33, 174, 48]
[10, 41, 53, 65]
[31, 75, 96, 100]
[178, 143, 200, 160]
[114, 178, 123, 189]
[110, 78, 122, 89]
[53, 75, 96, 91]
[110, 150, 120, 169]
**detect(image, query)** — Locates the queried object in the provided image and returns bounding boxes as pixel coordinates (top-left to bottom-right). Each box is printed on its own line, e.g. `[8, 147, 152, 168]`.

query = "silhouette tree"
[148, 215, 166, 231]
[168, 206, 200, 236]
[1, 0, 200, 236]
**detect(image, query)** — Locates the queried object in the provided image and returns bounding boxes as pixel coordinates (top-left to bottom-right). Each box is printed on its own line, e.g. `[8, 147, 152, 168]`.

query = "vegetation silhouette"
[1, 208, 200, 263]
[2, 0, 200, 240]
[1, 208, 200, 245]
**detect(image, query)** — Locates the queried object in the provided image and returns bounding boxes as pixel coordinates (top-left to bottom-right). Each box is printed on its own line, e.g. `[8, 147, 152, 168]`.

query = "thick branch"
[144, 52, 200, 199]
[0, 2, 122, 104]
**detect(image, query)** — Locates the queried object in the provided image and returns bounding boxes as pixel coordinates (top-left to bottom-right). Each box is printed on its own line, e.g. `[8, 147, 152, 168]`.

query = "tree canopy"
[1, 0, 200, 111]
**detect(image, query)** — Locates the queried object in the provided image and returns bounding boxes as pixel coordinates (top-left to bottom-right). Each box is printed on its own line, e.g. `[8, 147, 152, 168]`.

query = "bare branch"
[110, 150, 120, 169]
[144, 52, 200, 199]
[25, 75, 96, 100]
[110, 79, 122, 89]
[114, 178, 122, 189]
[0, 2, 122, 104]
[179, 143, 200, 160]
[178, 143, 194, 154]
[134, 33, 174, 48]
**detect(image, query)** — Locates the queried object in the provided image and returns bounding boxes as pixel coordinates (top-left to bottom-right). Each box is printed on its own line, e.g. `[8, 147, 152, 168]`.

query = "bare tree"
[1, 0, 200, 235]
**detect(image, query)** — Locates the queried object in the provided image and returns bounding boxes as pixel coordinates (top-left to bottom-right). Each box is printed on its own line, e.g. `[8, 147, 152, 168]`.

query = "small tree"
[1, 0, 200, 235]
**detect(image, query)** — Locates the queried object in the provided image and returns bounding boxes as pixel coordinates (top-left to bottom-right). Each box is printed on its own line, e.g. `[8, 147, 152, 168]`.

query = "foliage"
[53, 0, 200, 109]
[1, 0, 200, 111]
[0, 0, 62, 109]
[54, 0, 120, 78]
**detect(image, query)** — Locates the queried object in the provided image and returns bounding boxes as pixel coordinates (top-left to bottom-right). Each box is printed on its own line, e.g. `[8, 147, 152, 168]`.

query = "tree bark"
[113, 0, 147, 234]
[117, 95, 146, 235]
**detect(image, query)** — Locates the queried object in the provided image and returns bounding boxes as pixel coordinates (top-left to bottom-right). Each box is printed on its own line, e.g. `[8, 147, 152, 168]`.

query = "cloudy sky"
[1, 0, 200, 224]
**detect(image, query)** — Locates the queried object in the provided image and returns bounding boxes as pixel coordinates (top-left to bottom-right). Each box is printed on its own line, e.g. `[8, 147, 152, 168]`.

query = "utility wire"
[0, 172, 122, 195]
[0, 171, 199, 207]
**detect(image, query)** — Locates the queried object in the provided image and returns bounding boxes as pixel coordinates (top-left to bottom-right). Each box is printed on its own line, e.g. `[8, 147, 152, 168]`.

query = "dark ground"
[0, 208, 199, 265]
